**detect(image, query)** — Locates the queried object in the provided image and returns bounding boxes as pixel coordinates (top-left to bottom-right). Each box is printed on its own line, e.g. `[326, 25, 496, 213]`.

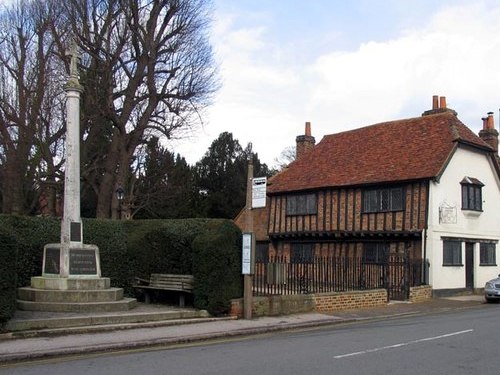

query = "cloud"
[174, 1, 500, 169]
[308, 2, 500, 134]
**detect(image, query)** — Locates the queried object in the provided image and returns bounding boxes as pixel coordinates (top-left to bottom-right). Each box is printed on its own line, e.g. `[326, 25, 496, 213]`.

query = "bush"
[82, 219, 132, 292]
[0, 215, 59, 287]
[0, 215, 243, 319]
[192, 220, 243, 315]
[0, 227, 17, 324]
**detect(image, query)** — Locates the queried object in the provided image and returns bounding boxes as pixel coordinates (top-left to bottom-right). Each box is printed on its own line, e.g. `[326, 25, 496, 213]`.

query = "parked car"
[484, 274, 500, 302]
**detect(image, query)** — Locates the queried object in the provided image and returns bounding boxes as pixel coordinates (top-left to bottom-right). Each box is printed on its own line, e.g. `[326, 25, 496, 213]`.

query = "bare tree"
[273, 145, 296, 171]
[61, 0, 218, 218]
[0, 0, 66, 215]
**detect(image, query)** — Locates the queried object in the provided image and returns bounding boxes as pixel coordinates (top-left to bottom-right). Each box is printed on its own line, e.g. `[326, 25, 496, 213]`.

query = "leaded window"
[286, 193, 317, 216]
[255, 242, 269, 263]
[291, 243, 314, 264]
[363, 242, 388, 264]
[363, 187, 404, 213]
[461, 177, 483, 211]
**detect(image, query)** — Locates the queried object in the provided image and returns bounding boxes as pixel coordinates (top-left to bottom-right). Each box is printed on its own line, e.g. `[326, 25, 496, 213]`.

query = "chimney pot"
[479, 112, 498, 154]
[487, 112, 495, 130]
[482, 117, 488, 130]
[432, 95, 439, 110]
[439, 96, 447, 109]
[305, 122, 311, 136]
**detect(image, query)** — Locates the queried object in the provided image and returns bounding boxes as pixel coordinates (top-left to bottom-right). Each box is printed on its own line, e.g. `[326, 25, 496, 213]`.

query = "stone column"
[40, 42, 101, 280]
[59, 49, 84, 277]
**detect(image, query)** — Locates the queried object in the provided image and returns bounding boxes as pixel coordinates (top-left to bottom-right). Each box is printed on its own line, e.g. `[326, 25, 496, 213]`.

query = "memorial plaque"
[70, 222, 82, 242]
[44, 246, 60, 274]
[69, 248, 97, 275]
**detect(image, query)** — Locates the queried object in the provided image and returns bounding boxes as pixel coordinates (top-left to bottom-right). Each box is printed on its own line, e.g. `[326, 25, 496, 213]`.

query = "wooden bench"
[134, 273, 194, 307]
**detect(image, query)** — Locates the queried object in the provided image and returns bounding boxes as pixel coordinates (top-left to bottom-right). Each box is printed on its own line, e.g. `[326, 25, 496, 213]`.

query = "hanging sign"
[252, 177, 267, 208]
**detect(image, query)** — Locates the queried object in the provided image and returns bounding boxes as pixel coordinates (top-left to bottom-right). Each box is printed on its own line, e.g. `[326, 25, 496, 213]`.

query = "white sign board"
[242, 233, 252, 275]
[252, 177, 267, 208]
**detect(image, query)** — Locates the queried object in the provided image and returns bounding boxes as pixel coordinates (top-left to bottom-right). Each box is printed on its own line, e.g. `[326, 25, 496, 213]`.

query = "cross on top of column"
[67, 41, 80, 78]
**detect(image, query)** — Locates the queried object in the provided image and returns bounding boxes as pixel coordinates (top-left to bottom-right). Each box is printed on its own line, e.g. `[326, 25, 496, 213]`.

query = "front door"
[465, 242, 474, 289]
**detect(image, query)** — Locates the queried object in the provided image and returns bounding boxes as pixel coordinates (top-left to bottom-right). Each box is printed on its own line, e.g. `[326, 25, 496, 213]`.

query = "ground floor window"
[480, 243, 497, 266]
[363, 242, 389, 264]
[256, 242, 269, 263]
[443, 240, 462, 266]
[291, 243, 314, 264]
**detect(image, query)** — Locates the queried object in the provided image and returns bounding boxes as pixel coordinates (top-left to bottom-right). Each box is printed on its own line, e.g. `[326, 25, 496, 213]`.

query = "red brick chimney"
[479, 112, 499, 154]
[296, 122, 315, 159]
[422, 95, 457, 116]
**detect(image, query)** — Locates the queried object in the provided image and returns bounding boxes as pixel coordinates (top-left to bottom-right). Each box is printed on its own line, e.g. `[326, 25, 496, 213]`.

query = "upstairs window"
[286, 193, 317, 216]
[363, 187, 404, 213]
[461, 177, 483, 211]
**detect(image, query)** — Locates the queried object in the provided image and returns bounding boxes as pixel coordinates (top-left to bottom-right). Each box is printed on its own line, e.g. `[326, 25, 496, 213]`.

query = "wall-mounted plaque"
[69, 248, 97, 275]
[70, 222, 82, 242]
[44, 246, 60, 274]
[439, 203, 457, 224]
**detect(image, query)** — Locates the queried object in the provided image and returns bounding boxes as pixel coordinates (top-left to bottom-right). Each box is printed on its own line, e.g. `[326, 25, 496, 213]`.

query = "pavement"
[0, 295, 487, 364]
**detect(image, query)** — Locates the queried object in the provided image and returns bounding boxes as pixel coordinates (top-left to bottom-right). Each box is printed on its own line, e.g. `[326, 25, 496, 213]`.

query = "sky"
[170, 0, 500, 168]
[1, 0, 499, 168]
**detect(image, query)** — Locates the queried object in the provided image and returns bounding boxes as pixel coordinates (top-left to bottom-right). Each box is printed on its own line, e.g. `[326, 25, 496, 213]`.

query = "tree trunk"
[2, 156, 25, 214]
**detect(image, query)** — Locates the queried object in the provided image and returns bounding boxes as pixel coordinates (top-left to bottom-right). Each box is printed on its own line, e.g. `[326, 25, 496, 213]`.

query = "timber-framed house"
[262, 96, 500, 298]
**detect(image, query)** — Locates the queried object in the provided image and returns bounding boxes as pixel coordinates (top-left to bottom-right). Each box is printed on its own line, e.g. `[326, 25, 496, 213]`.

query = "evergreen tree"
[194, 132, 271, 219]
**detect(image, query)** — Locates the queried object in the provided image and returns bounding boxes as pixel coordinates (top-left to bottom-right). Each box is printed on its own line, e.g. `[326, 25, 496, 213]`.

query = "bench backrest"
[150, 273, 194, 292]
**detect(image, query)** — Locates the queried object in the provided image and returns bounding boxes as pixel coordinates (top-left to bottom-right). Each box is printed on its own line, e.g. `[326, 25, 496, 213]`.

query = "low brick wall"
[230, 289, 388, 318]
[231, 294, 315, 318]
[314, 289, 387, 313]
[409, 285, 432, 303]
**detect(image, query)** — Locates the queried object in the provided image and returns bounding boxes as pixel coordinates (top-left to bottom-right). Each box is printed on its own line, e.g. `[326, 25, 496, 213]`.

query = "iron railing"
[253, 255, 423, 299]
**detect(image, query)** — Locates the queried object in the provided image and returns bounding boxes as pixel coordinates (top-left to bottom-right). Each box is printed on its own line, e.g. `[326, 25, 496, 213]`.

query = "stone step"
[18, 287, 124, 303]
[17, 298, 137, 313]
[5, 308, 211, 332]
[31, 277, 111, 290]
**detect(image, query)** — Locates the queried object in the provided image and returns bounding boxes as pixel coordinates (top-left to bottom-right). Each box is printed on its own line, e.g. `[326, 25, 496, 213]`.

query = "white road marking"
[333, 329, 474, 359]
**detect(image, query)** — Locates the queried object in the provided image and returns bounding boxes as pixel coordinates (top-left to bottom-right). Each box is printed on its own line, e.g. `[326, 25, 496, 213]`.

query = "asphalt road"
[1, 304, 498, 375]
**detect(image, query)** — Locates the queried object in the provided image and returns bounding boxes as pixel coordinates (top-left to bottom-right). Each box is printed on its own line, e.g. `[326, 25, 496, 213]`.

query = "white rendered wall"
[427, 145, 500, 290]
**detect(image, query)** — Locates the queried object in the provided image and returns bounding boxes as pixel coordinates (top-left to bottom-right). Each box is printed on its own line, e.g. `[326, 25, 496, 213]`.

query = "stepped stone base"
[31, 276, 111, 290]
[17, 298, 137, 313]
[6, 308, 211, 332]
[18, 287, 124, 303]
[17, 276, 137, 313]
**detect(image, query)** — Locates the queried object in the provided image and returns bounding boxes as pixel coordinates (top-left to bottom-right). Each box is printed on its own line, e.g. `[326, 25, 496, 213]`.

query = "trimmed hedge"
[0, 215, 59, 288]
[0, 227, 17, 324]
[192, 220, 243, 315]
[0, 215, 243, 317]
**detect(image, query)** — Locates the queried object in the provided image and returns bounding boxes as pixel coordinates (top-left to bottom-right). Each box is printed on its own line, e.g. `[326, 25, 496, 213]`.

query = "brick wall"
[314, 289, 387, 313]
[230, 289, 387, 318]
[409, 285, 432, 303]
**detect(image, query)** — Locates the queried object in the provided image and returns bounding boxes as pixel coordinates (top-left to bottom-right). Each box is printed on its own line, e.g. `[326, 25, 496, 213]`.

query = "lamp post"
[116, 186, 125, 220]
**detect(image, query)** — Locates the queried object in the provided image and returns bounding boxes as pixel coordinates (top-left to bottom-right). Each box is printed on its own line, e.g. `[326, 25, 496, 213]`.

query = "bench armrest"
[134, 277, 150, 286]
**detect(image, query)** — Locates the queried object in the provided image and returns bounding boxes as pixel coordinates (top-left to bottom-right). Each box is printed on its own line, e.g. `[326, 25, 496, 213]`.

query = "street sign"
[252, 177, 267, 208]
[242, 233, 252, 274]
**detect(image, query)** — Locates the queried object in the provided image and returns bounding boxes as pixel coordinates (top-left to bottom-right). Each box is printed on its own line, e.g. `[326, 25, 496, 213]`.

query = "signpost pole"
[243, 158, 254, 319]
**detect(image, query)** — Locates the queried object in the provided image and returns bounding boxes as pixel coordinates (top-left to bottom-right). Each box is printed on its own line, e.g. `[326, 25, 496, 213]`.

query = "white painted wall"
[427, 145, 500, 290]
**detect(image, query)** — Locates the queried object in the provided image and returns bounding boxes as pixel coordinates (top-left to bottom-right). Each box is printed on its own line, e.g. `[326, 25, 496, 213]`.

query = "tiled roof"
[268, 111, 493, 194]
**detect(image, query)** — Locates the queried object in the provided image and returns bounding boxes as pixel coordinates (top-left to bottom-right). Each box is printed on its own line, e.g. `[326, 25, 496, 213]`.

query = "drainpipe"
[423, 180, 430, 286]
